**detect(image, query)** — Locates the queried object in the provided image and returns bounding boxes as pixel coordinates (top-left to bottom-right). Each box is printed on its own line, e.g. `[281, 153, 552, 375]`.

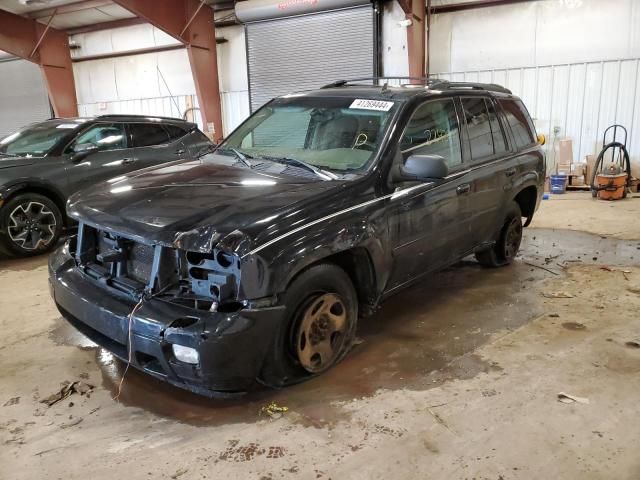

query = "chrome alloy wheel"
[7, 201, 57, 251]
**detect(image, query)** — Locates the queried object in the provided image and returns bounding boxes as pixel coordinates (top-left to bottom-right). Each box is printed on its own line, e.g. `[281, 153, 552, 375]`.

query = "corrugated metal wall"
[436, 58, 640, 172]
[0, 59, 51, 139]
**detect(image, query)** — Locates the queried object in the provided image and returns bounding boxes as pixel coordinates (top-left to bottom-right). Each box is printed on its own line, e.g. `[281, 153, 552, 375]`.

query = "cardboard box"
[558, 139, 574, 164]
[585, 154, 596, 183]
[570, 175, 585, 186]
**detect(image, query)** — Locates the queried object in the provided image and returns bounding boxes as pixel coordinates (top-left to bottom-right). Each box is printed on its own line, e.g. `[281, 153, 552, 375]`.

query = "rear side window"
[164, 124, 188, 141]
[130, 123, 170, 147]
[498, 99, 537, 149]
[400, 98, 463, 169]
[461, 97, 508, 161]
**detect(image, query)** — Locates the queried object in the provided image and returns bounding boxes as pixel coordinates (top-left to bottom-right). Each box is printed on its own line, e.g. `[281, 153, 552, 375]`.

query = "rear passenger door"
[127, 123, 187, 171]
[458, 96, 511, 246]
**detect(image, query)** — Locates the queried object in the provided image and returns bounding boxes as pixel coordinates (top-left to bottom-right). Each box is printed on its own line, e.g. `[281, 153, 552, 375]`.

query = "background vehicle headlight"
[172, 344, 200, 364]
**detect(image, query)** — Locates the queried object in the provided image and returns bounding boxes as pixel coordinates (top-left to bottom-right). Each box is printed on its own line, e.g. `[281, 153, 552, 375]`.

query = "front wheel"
[475, 201, 523, 267]
[0, 193, 63, 257]
[259, 263, 358, 388]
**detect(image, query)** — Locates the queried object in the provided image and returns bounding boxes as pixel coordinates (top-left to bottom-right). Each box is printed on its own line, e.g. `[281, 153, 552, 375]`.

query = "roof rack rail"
[95, 114, 188, 122]
[320, 77, 511, 94]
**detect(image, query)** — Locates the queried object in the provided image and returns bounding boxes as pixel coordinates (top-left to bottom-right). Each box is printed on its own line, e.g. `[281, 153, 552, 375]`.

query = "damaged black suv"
[49, 79, 544, 396]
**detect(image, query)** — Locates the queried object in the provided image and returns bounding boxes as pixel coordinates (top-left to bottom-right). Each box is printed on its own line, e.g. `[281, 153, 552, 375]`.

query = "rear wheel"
[0, 193, 62, 257]
[259, 263, 358, 388]
[475, 201, 523, 267]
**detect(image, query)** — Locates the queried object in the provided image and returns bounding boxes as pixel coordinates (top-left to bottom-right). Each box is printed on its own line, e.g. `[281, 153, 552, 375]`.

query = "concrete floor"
[1, 192, 639, 480]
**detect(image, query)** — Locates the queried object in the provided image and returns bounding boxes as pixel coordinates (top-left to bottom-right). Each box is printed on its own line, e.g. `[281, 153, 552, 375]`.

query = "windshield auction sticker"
[349, 99, 394, 111]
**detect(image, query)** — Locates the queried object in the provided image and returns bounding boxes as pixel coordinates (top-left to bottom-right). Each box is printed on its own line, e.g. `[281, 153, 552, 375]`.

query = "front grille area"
[75, 222, 240, 309]
[127, 241, 154, 284]
[79, 225, 167, 293]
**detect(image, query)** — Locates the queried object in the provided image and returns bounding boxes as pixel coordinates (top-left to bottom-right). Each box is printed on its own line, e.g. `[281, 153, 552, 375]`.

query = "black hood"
[67, 155, 352, 253]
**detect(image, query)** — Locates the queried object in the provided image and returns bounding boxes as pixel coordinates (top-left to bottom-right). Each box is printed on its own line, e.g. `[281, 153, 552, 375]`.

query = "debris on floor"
[170, 468, 189, 479]
[260, 402, 289, 420]
[624, 341, 640, 349]
[40, 381, 94, 407]
[557, 392, 590, 404]
[543, 291, 575, 299]
[3, 396, 20, 407]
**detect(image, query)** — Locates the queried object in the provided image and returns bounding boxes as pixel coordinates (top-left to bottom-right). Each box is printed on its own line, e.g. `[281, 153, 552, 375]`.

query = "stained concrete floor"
[1, 192, 639, 479]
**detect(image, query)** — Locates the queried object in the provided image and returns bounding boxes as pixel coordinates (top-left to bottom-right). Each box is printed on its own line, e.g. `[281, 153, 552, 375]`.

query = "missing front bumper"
[49, 244, 285, 396]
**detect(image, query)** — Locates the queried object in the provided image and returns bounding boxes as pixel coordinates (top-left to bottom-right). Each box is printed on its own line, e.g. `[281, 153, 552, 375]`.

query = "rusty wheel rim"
[296, 293, 348, 373]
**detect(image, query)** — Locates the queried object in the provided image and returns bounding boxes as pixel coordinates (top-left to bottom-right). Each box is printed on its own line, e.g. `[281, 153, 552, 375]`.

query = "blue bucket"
[550, 174, 568, 194]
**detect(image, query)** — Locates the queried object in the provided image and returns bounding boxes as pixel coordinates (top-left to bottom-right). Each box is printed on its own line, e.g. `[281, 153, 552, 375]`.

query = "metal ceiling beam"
[26, 0, 114, 19]
[399, 0, 426, 78]
[430, 0, 537, 14]
[0, 8, 78, 117]
[112, 0, 223, 140]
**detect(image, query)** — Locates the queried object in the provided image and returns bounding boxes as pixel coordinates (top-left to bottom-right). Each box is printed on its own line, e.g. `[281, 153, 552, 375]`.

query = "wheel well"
[514, 186, 537, 220]
[287, 248, 378, 311]
[5, 186, 66, 220]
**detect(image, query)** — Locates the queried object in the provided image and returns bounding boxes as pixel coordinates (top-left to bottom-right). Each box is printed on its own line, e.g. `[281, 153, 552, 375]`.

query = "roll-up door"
[245, 5, 375, 111]
[0, 59, 51, 139]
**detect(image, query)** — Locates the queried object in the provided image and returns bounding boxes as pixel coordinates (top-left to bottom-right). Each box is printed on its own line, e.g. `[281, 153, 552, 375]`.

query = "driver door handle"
[456, 183, 471, 195]
[121, 157, 136, 165]
[175, 148, 186, 155]
[505, 167, 517, 177]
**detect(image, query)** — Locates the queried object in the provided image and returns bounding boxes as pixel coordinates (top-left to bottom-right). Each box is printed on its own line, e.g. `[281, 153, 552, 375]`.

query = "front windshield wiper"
[259, 155, 338, 181]
[214, 147, 254, 169]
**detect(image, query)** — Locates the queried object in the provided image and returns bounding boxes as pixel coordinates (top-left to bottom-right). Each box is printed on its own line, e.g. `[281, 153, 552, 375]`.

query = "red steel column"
[0, 9, 78, 117]
[399, 0, 426, 78]
[113, 0, 224, 141]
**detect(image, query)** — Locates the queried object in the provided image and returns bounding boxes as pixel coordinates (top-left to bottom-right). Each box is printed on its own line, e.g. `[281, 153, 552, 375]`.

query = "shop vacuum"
[590, 124, 631, 201]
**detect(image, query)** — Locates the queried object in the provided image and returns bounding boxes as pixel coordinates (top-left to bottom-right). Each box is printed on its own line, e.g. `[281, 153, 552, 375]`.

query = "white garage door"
[0, 59, 51, 139]
[246, 5, 375, 111]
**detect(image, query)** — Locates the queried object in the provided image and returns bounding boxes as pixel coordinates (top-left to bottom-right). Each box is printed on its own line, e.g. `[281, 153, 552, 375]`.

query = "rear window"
[498, 99, 537, 149]
[164, 124, 188, 141]
[130, 123, 170, 147]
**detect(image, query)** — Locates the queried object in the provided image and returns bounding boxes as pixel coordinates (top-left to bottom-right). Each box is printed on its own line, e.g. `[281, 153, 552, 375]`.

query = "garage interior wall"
[430, 0, 640, 174]
[0, 58, 52, 139]
[70, 20, 250, 137]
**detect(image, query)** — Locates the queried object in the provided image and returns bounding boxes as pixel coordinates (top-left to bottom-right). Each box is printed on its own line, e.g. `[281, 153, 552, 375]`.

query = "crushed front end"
[48, 222, 284, 396]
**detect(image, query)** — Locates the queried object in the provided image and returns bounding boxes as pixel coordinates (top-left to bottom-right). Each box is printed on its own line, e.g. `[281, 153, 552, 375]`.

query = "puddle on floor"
[48, 229, 640, 426]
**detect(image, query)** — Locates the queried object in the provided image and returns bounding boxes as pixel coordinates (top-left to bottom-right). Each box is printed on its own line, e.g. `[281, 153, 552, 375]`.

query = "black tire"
[0, 193, 63, 257]
[475, 201, 523, 268]
[259, 263, 358, 388]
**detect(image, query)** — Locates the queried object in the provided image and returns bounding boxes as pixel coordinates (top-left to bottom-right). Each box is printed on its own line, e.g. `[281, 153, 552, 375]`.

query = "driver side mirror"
[397, 154, 449, 181]
[70, 143, 99, 163]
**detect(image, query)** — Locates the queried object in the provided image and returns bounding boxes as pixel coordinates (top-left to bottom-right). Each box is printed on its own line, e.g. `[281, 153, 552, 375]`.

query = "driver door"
[64, 123, 133, 193]
[385, 98, 470, 292]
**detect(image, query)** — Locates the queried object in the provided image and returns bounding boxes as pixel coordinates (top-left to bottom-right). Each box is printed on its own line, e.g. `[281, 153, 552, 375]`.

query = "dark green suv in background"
[0, 114, 212, 257]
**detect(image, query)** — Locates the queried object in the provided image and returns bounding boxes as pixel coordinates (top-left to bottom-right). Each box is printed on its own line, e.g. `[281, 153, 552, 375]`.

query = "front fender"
[239, 210, 390, 301]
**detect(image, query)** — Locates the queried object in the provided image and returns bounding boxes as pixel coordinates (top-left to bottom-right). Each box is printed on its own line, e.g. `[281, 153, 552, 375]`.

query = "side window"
[130, 123, 171, 148]
[70, 123, 126, 152]
[460, 97, 494, 160]
[400, 98, 462, 169]
[498, 99, 537, 149]
[461, 97, 508, 161]
[164, 124, 188, 141]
